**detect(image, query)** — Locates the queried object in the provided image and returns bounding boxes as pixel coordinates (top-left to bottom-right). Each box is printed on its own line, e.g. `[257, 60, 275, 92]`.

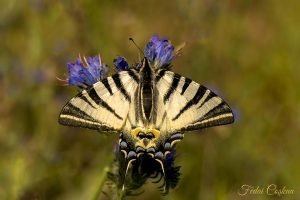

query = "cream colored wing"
[58, 70, 139, 132]
[154, 70, 234, 133]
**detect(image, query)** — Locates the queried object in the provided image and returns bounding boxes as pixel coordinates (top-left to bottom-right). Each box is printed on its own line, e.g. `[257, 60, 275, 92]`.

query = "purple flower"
[66, 55, 108, 88]
[64, 35, 180, 88]
[144, 35, 175, 68]
[113, 56, 129, 71]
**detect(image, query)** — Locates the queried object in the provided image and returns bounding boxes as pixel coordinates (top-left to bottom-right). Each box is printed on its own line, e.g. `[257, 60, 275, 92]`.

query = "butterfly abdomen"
[140, 58, 154, 122]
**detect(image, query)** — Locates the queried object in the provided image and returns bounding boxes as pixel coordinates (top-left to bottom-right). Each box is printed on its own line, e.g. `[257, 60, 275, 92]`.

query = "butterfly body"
[59, 36, 234, 192]
[59, 57, 233, 157]
[59, 57, 234, 179]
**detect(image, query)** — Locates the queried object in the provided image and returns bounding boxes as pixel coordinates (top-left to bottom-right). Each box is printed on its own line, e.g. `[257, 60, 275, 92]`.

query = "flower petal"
[144, 35, 175, 68]
[113, 56, 129, 71]
[66, 55, 108, 87]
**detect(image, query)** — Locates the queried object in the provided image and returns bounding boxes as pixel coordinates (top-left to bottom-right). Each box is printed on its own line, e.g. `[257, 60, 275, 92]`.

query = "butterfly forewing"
[58, 71, 139, 131]
[155, 70, 234, 132]
[59, 61, 233, 135]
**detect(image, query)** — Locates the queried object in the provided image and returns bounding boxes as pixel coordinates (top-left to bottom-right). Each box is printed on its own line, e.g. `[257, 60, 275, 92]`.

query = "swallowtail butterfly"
[58, 36, 234, 191]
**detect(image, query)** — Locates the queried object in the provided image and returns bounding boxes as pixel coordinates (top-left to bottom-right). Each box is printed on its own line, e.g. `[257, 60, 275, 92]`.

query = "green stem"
[92, 166, 110, 200]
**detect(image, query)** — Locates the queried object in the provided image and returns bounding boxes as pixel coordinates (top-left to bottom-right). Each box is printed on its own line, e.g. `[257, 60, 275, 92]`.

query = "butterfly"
[58, 36, 234, 191]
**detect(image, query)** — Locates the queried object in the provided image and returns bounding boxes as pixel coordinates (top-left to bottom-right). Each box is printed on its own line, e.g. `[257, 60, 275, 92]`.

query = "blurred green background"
[1, 0, 300, 199]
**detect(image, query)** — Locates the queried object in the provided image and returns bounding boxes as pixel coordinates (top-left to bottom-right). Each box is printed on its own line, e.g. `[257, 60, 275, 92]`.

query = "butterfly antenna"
[129, 38, 144, 59]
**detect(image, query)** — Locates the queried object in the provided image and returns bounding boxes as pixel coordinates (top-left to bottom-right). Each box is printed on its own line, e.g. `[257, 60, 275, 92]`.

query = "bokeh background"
[1, 0, 299, 199]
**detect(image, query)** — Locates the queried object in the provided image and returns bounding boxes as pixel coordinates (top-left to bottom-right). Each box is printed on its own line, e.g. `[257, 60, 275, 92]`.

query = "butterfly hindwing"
[58, 70, 139, 131]
[155, 70, 234, 132]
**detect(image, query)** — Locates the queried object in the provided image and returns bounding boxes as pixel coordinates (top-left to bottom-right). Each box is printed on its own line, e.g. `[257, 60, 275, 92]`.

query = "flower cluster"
[66, 55, 108, 88]
[64, 35, 176, 87]
[144, 35, 175, 68]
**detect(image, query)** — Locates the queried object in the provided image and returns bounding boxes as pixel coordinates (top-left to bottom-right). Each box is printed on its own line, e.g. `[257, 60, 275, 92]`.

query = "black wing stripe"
[198, 102, 231, 122]
[112, 74, 131, 102]
[101, 78, 113, 95]
[88, 88, 123, 120]
[184, 102, 234, 131]
[172, 85, 207, 121]
[59, 117, 99, 129]
[197, 91, 217, 109]
[79, 95, 96, 109]
[127, 70, 139, 83]
[163, 73, 181, 103]
[60, 103, 98, 123]
[59, 103, 114, 131]
[181, 77, 192, 95]
[180, 114, 233, 131]
[155, 69, 166, 82]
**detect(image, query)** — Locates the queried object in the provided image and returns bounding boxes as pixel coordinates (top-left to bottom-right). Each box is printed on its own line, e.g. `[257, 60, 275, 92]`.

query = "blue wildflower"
[66, 55, 108, 87]
[64, 35, 180, 88]
[144, 35, 175, 68]
[113, 56, 129, 71]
